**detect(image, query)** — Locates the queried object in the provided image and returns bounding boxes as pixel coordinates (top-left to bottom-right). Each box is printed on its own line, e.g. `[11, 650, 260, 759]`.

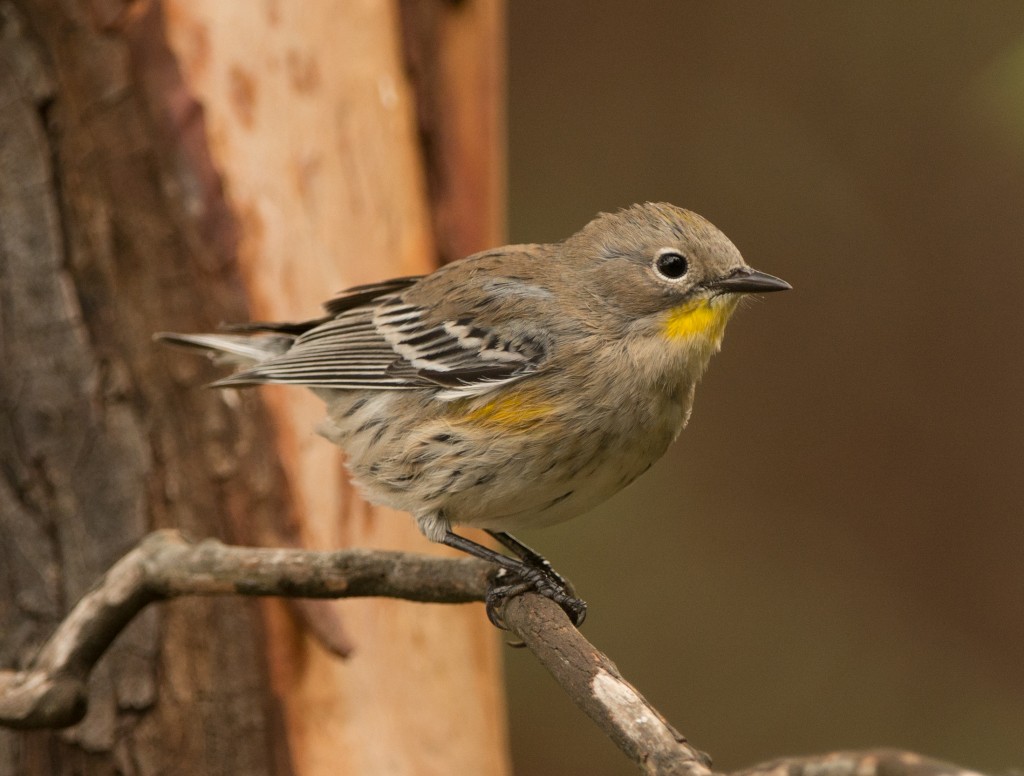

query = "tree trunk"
[0, 0, 508, 773]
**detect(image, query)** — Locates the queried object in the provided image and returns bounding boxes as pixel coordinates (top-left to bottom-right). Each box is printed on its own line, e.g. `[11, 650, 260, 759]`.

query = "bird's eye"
[654, 250, 689, 280]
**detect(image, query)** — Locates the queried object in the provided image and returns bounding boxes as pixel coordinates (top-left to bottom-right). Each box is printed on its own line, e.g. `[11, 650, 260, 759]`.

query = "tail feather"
[154, 332, 294, 368]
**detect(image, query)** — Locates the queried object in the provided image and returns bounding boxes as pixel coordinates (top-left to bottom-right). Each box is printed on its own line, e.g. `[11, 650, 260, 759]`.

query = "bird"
[157, 202, 790, 627]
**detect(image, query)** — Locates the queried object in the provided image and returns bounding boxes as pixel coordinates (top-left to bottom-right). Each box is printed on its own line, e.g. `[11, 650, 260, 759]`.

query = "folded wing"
[213, 280, 549, 398]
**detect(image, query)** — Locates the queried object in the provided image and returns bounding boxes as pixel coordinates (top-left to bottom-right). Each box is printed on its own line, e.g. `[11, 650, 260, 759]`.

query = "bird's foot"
[485, 565, 587, 629]
[484, 529, 577, 597]
[439, 528, 587, 630]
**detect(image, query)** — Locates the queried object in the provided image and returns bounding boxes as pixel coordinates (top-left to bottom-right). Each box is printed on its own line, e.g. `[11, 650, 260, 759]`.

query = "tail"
[154, 331, 296, 384]
[154, 279, 418, 388]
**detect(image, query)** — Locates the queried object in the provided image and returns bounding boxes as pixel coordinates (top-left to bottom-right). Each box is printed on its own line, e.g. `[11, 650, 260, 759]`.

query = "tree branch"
[0, 530, 993, 776]
[732, 750, 987, 776]
[503, 593, 711, 776]
[0, 530, 489, 729]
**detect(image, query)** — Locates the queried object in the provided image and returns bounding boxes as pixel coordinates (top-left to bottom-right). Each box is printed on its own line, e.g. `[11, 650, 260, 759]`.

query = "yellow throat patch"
[662, 300, 731, 342]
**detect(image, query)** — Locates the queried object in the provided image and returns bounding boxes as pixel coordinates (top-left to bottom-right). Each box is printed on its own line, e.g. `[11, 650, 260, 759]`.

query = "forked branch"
[0, 530, 990, 776]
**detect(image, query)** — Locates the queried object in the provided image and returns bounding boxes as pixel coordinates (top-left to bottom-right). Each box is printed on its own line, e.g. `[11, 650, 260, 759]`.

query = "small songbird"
[158, 202, 790, 627]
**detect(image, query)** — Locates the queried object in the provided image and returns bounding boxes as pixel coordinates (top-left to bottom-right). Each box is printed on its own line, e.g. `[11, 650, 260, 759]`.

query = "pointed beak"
[705, 267, 792, 295]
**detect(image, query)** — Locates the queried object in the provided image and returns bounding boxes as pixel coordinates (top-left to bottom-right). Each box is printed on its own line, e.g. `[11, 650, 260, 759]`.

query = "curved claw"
[485, 580, 529, 628]
[485, 567, 587, 629]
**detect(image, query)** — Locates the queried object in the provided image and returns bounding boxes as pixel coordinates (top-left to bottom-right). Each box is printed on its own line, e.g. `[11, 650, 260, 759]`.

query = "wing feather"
[213, 279, 549, 396]
[321, 277, 423, 315]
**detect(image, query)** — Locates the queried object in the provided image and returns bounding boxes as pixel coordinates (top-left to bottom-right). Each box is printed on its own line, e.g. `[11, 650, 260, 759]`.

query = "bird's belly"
[453, 452, 654, 531]
[444, 413, 682, 531]
[321, 386, 690, 533]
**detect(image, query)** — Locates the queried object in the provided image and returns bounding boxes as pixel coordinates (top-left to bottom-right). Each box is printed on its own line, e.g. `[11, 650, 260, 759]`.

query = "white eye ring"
[653, 248, 689, 281]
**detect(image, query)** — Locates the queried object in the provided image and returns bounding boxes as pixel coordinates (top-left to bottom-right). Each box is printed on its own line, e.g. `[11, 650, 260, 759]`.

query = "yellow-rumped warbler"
[159, 202, 789, 626]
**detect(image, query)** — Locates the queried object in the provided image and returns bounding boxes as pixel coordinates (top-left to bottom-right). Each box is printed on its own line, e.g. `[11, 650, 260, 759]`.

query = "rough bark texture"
[0, 0, 508, 774]
[0, 2, 290, 773]
[0, 532, 494, 733]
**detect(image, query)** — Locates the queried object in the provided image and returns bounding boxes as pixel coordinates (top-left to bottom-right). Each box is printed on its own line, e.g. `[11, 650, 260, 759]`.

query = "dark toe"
[485, 567, 586, 629]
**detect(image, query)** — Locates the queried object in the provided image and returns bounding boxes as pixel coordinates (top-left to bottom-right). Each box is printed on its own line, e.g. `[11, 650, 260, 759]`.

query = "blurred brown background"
[503, 3, 1024, 774]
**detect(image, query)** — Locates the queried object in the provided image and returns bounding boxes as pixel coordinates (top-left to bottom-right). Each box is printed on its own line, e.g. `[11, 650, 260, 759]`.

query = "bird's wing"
[213, 278, 550, 397]
[322, 277, 424, 316]
[216, 276, 425, 336]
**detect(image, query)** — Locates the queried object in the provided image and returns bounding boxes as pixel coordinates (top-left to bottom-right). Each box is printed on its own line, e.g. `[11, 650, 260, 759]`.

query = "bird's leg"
[484, 530, 574, 594]
[440, 530, 587, 628]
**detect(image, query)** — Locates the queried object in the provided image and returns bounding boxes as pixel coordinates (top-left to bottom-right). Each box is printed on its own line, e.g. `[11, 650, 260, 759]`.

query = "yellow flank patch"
[458, 391, 555, 430]
[662, 300, 730, 341]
